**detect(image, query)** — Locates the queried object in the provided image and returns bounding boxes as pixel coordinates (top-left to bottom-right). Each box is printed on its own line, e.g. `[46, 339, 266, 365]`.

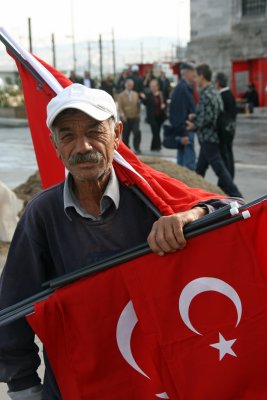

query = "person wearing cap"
[169, 62, 197, 171]
[0, 83, 243, 399]
[129, 64, 144, 94]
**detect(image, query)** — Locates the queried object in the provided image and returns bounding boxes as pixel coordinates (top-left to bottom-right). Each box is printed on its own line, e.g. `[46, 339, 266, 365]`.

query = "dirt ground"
[0, 157, 223, 260]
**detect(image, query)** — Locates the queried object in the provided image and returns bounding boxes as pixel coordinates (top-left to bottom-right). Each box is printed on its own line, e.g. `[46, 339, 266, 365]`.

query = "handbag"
[162, 124, 179, 149]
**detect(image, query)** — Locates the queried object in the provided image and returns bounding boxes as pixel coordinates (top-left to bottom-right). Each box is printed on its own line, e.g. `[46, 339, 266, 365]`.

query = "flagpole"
[0, 31, 44, 87]
[45, 209, 251, 290]
[40, 193, 241, 290]
[0, 27, 63, 94]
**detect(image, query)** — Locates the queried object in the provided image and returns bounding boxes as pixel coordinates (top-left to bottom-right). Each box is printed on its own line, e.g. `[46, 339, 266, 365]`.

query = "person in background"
[215, 72, 237, 179]
[142, 68, 155, 95]
[115, 70, 129, 95]
[186, 64, 242, 198]
[169, 62, 197, 171]
[140, 79, 166, 151]
[83, 71, 95, 89]
[117, 78, 142, 154]
[100, 74, 116, 98]
[243, 82, 259, 114]
[129, 65, 144, 94]
[69, 70, 82, 84]
[158, 71, 171, 101]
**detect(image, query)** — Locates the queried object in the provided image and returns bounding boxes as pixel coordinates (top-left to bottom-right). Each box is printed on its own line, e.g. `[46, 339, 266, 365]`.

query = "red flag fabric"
[27, 200, 267, 399]
[120, 200, 267, 399]
[8, 49, 223, 213]
[9, 52, 69, 188]
[28, 268, 168, 400]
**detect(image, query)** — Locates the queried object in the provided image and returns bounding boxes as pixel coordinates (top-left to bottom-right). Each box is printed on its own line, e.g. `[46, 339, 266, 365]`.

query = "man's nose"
[75, 136, 93, 153]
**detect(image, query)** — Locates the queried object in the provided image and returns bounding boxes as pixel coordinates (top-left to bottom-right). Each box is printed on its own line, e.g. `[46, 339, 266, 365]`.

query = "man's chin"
[71, 168, 107, 183]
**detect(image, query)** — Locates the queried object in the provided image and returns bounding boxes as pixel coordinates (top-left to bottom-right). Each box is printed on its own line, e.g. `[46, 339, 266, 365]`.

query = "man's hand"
[188, 113, 196, 121]
[147, 207, 206, 256]
[186, 120, 195, 131]
[181, 136, 190, 145]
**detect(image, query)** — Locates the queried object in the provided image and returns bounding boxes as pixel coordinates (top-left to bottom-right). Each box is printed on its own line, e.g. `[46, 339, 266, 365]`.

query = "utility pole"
[140, 41, 144, 64]
[51, 33, 56, 68]
[87, 41, 91, 72]
[99, 34, 103, 83]
[28, 17, 32, 53]
[111, 28, 116, 77]
[70, 0, 77, 72]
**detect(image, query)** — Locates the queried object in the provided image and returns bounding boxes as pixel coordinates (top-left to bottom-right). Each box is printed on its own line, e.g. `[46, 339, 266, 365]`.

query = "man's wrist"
[192, 205, 208, 219]
[8, 385, 43, 400]
[7, 374, 41, 393]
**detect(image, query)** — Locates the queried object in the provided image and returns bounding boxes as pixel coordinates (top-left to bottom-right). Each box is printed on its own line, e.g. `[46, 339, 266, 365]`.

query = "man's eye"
[86, 131, 100, 138]
[59, 133, 74, 142]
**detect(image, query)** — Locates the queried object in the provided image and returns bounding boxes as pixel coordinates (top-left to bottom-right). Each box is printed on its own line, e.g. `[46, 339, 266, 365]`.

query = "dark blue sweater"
[0, 181, 157, 399]
[0, 178, 240, 398]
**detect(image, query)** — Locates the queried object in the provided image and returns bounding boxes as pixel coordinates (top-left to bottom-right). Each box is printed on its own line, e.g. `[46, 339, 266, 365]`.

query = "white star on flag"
[210, 333, 237, 361]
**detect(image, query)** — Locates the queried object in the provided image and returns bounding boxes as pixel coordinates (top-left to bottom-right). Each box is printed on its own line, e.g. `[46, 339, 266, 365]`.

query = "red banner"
[10, 53, 70, 188]
[27, 200, 267, 399]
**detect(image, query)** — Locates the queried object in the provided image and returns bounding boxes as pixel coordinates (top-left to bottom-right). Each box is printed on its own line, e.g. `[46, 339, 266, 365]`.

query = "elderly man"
[117, 78, 142, 154]
[0, 84, 241, 400]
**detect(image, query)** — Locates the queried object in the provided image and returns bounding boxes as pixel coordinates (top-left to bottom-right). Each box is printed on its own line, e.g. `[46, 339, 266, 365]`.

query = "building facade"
[187, 0, 267, 105]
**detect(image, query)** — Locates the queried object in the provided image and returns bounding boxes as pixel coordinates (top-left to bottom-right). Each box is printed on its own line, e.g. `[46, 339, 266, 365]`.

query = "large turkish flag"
[27, 200, 267, 399]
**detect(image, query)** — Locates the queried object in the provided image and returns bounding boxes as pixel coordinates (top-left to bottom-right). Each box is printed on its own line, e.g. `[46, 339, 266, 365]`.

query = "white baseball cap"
[46, 84, 117, 129]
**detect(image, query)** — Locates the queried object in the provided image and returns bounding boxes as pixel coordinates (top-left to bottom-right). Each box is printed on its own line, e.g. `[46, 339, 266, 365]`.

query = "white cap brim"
[47, 100, 113, 129]
[46, 84, 117, 129]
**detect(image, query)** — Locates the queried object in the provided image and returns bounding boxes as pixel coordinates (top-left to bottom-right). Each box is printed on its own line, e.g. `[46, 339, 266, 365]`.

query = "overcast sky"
[1, 0, 190, 44]
[0, 0, 190, 73]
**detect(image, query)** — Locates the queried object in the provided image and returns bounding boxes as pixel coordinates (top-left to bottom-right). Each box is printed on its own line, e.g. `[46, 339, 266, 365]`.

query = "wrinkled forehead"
[52, 109, 109, 133]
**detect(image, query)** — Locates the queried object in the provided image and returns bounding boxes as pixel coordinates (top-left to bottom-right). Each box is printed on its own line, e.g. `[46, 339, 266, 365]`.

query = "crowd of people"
[71, 62, 245, 198]
[69, 65, 171, 154]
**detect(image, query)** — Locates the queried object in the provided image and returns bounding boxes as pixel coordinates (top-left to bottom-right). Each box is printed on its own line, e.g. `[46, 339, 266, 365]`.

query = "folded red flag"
[8, 49, 222, 214]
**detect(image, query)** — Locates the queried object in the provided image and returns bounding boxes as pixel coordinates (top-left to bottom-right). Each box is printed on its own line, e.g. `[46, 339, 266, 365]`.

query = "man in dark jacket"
[169, 62, 196, 170]
[215, 72, 237, 179]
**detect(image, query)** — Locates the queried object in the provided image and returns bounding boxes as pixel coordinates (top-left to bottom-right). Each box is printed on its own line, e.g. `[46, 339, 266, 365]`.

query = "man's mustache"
[68, 151, 103, 166]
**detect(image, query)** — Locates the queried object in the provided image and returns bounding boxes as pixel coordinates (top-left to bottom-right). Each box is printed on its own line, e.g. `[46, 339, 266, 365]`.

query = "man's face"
[51, 110, 121, 183]
[184, 69, 196, 85]
[215, 81, 220, 90]
[125, 80, 134, 91]
[196, 73, 204, 88]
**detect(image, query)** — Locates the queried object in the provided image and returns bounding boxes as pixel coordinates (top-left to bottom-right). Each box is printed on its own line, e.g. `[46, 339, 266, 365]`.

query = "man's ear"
[114, 121, 123, 149]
